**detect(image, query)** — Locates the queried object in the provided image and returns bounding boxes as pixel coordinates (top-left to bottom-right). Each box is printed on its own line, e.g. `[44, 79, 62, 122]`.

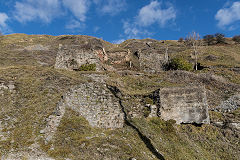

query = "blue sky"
[0, 0, 240, 43]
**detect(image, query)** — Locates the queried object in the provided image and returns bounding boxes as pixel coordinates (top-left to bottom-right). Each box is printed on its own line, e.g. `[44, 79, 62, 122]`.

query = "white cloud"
[65, 19, 84, 30]
[93, 0, 126, 16]
[0, 13, 8, 28]
[215, 2, 240, 29]
[123, 21, 141, 39]
[62, 0, 90, 22]
[0, 13, 10, 33]
[112, 39, 125, 44]
[122, 20, 152, 39]
[14, 0, 61, 23]
[137, 1, 176, 27]
[121, 1, 175, 39]
[93, 26, 100, 32]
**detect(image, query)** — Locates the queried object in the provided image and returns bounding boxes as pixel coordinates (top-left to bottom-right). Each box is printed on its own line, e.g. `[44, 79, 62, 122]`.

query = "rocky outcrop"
[158, 86, 210, 124]
[4, 143, 54, 160]
[0, 80, 15, 94]
[24, 44, 49, 51]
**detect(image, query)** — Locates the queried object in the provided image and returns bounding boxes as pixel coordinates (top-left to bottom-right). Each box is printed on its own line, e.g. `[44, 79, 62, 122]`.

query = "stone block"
[159, 86, 210, 124]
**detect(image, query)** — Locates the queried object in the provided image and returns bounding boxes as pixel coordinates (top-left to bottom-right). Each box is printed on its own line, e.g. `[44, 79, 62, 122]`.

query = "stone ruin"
[55, 44, 106, 71]
[137, 49, 166, 73]
[41, 79, 124, 142]
[54, 39, 170, 73]
[158, 86, 210, 124]
[65, 82, 124, 129]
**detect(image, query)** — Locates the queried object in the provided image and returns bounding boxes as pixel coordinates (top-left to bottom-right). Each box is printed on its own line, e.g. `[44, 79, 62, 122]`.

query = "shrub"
[77, 63, 96, 71]
[203, 34, 215, 45]
[232, 35, 240, 43]
[215, 33, 225, 44]
[164, 57, 192, 71]
[178, 37, 184, 42]
[143, 106, 151, 117]
[144, 97, 154, 105]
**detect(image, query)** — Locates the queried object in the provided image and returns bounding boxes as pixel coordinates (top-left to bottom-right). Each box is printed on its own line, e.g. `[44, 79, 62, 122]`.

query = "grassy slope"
[0, 34, 239, 159]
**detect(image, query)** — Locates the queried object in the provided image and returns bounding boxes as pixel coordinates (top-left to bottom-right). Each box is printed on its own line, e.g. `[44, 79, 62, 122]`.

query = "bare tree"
[164, 43, 169, 64]
[185, 32, 202, 70]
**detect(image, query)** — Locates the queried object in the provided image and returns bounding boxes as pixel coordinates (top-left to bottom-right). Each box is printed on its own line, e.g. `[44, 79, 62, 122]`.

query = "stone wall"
[55, 44, 104, 71]
[65, 82, 124, 129]
[159, 86, 210, 124]
[138, 49, 166, 73]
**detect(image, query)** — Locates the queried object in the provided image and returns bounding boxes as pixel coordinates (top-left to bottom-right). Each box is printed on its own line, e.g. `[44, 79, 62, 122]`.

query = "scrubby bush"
[215, 33, 225, 44]
[78, 64, 96, 71]
[143, 106, 151, 117]
[232, 35, 240, 43]
[164, 57, 193, 71]
[203, 34, 215, 45]
[178, 37, 184, 42]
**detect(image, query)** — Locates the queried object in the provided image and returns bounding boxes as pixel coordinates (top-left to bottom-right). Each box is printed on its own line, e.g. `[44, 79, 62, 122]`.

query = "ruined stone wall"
[138, 49, 166, 73]
[159, 86, 210, 124]
[55, 44, 103, 71]
[65, 82, 124, 129]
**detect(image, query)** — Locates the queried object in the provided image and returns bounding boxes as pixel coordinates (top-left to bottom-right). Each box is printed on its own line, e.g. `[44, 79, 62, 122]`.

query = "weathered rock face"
[55, 44, 104, 71]
[159, 86, 210, 124]
[65, 82, 124, 129]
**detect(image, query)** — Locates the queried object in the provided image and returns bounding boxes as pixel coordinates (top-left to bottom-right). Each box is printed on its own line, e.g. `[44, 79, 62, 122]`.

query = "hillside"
[0, 34, 239, 160]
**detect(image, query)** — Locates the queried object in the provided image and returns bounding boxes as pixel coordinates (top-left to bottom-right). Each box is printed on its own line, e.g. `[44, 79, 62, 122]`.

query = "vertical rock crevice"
[107, 85, 165, 160]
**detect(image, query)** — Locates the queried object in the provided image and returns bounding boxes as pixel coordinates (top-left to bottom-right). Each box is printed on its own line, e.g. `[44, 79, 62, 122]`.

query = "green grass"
[0, 35, 240, 159]
[0, 66, 88, 155]
[131, 117, 240, 160]
[43, 108, 155, 160]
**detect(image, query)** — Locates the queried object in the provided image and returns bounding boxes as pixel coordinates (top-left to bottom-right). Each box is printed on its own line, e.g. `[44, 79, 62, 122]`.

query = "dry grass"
[0, 34, 240, 159]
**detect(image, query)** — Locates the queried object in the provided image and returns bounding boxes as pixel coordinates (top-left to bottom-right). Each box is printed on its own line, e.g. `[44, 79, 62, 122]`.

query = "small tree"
[215, 33, 225, 44]
[185, 32, 202, 70]
[232, 35, 240, 43]
[0, 31, 3, 45]
[203, 34, 215, 45]
[164, 43, 169, 64]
